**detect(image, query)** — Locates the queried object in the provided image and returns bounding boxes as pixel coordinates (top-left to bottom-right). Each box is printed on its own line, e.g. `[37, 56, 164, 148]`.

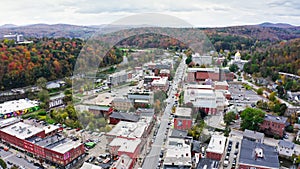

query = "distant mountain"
[258, 22, 295, 28]
[0, 24, 17, 28]
[0, 23, 299, 42]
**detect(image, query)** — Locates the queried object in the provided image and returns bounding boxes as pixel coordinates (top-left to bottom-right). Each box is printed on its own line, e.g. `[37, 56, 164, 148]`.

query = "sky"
[1, 0, 300, 27]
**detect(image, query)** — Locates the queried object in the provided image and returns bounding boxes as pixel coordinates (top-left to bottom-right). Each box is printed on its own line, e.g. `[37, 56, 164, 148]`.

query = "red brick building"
[187, 68, 234, 82]
[173, 107, 192, 130]
[0, 122, 84, 168]
[260, 114, 288, 137]
[206, 135, 226, 161]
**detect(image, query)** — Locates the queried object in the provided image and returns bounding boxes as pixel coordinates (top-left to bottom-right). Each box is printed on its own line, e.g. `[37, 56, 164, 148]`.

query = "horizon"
[0, 21, 298, 28]
[1, 0, 300, 27]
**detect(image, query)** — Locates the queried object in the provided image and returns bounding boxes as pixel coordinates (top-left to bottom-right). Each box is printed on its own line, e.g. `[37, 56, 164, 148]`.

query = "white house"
[278, 140, 295, 157]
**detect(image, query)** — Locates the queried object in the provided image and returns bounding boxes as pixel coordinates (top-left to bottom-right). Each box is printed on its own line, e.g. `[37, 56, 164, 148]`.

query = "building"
[243, 129, 264, 143]
[144, 76, 161, 84]
[151, 77, 169, 92]
[184, 89, 217, 115]
[0, 99, 39, 119]
[159, 69, 171, 79]
[186, 68, 234, 82]
[112, 98, 133, 111]
[163, 137, 192, 169]
[238, 139, 279, 169]
[88, 105, 113, 118]
[214, 81, 229, 90]
[106, 121, 148, 142]
[260, 114, 288, 137]
[173, 107, 192, 130]
[0, 122, 84, 168]
[109, 137, 141, 159]
[196, 158, 219, 169]
[49, 93, 65, 109]
[215, 91, 228, 112]
[111, 154, 134, 169]
[206, 135, 226, 161]
[108, 70, 132, 86]
[80, 162, 103, 169]
[109, 111, 139, 125]
[192, 53, 212, 66]
[127, 91, 154, 107]
[278, 140, 295, 157]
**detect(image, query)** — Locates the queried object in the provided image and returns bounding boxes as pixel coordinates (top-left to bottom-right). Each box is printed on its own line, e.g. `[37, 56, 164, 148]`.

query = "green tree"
[0, 158, 7, 169]
[269, 92, 277, 102]
[229, 64, 239, 72]
[38, 89, 50, 108]
[240, 108, 265, 131]
[37, 77, 47, 90]
[257, 88, 263, 95]
[224, 111, 236, 126]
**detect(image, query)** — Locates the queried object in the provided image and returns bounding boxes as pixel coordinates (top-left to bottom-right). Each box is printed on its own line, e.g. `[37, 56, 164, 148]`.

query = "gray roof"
[170, 129, 188, 138]
[278, 140, 294, 149]
[196, 158, 219, 169]
[136, 108, 154, 114]
[89, 105, 111, 111]
[112, 98, 132, 103]
[109, 111, 139, 122]
[239, 139, 279, 169]
[264, 114, 288, 124]
[192, 140, 201, 153]
[243, 129, 264, 140]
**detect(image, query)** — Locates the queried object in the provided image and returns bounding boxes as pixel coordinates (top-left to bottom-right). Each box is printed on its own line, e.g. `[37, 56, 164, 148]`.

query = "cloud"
[0, 0, 299, 26]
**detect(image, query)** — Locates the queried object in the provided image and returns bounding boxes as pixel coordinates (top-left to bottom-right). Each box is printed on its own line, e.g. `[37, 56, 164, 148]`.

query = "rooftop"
[0, 99, 39, 115]
[0, 122, 44, 140]
[196, 158, 219, 169]
[106, 121, 147, 139]
[43, 125, 60, 134]
[46, 137, 82, 154]
[243, 129, 264, 141]
[151, 77, 168, 85]
[174, 107, 192, 118]
[164, 137, 192, 167]
[278, 140, 294, 149]
[109, 137, 141, 153]
[186, 84, 213, 90]
[239, 139, 279, 169]
[170, 129, 188, 138]
[109, 111, 140, 122]
[214, 81, 228, 86]
[111, 154, 132, 169]
[80, 162, 103, 169]
[112, 98, 132, 103]
[0, 117, 21, 128]
[264, 114, 288, 124]
[206, 135, 226, 154]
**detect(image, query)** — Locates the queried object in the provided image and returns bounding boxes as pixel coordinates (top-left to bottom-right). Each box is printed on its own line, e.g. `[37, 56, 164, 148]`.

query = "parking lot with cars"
[228, 83, 268, 107]
[222, 136, 242, 169]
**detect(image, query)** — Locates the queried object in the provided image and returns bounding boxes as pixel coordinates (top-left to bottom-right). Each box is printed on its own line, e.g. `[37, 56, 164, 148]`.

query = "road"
[142, 56, 186, 169]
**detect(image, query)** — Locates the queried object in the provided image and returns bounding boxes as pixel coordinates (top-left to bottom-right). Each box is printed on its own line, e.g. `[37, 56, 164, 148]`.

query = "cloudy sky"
[1, 0, 300, 27]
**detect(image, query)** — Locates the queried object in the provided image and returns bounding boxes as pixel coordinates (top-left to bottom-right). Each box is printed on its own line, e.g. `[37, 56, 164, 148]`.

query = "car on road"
[7, 161, 13, 165]
[16, 154, 22, 158]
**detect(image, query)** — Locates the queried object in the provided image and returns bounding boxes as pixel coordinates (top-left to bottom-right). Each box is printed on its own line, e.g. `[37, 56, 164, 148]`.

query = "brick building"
[260, 114, 288, 137]
[206, 135, 226, 161]
[173, 107, 192, 130]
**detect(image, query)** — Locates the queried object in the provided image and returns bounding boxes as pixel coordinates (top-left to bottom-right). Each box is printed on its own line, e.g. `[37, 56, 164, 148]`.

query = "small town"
[0, 1, 300, 169]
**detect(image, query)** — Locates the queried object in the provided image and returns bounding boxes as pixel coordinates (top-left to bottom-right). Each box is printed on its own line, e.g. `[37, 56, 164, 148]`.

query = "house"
[243, 129, 264, 143]
[206, 135, 226, 161]
[260, 114, 288, 137]
[238, 139, 279, 169]
[278, 140, 295, 157]
[173, 107, 193, 130]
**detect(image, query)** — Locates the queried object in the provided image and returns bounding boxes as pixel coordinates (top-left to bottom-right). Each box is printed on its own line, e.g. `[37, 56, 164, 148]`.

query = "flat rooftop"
[46, 137, 82, 154]
[164, 137, 192, 167]
[239, 139, 279, 168]
[206, 135, 226, 155]
[1, 122, 44, 140]
[0, 99, 39, 115]
[0, 117, 21, 128]
[84, 92, 113, 106]
[106, 121, 147, 139]
[175, 107, 192, 117]
[264, 114, 288, 124]
[111, 154, 132, 169]
[43, 125, 60, 134]
[109, 137, 141, 153]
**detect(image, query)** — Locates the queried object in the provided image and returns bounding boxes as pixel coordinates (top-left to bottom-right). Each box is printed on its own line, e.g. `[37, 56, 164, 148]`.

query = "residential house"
[278, 140, 295, 157]
[243, 129, 264, 143]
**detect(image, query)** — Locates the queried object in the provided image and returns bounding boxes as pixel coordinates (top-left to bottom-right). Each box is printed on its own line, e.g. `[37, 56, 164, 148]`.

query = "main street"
[142, 56, 186, 169]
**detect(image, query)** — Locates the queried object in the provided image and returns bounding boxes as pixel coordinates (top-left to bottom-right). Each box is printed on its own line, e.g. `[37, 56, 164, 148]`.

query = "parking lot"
[222, 135, 242, 169]
[228, 83, 268, 107]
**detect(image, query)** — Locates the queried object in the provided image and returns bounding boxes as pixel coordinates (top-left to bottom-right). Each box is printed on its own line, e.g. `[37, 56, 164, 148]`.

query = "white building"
[108, 70, 132, 86]
[151, 77, 169, 92]
[278, 140, 295, 157]
[163, 137, 192, 168]
[0, 99, 39, 118]
[206, 135, 227, 161]
[192, 53, 212, 66]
